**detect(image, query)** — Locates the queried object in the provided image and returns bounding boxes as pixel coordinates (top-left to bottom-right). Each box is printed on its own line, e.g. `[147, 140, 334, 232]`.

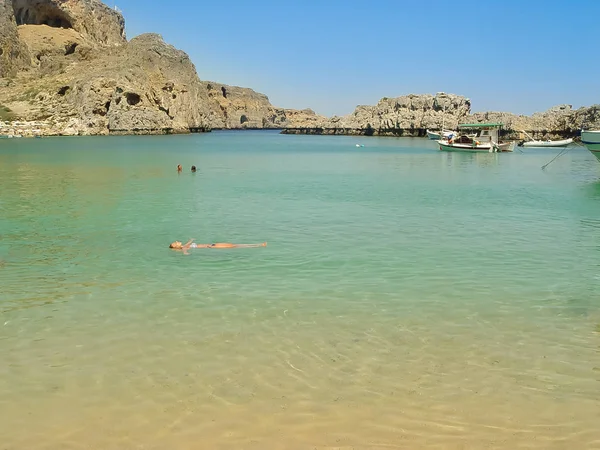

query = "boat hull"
[438, 140, 512, 153]
[581, 130, 600, 161]
[521, 138, 573, 148]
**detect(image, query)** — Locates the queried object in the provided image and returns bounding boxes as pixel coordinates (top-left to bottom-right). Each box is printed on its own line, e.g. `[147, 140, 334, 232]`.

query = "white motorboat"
[521, 138, 573, 148]
[519, 130, 573, 148]
[581, 129, 600, 161]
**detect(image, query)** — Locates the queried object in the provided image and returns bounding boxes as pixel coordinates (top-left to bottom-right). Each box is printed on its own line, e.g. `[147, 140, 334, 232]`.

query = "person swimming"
[169, 239, 267, 254]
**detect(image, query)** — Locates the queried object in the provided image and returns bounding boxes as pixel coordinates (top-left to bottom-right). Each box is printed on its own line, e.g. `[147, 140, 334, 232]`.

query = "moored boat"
[581, 129, 600, 161]
[518, 130, 573, 148]
[521, 138, 573, 148]
[437, 122, 513, 153]
[427, 129, 455, 140]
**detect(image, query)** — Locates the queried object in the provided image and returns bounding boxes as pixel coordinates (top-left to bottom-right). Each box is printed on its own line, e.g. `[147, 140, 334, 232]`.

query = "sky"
[112, 0, 599, 117]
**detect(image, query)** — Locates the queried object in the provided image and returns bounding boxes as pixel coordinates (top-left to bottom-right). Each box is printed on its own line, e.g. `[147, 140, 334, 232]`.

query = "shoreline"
[0, 120, 582, 140]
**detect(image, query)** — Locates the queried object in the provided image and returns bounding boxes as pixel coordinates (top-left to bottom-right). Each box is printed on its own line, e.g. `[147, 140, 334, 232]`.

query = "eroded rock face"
[202, 81, 273, 129]
[284, 93, 471, 136]
[19, 33, 213, 135]
[269, 108, 327, 129]
[340, 93, 470, 131]
[12, 0, 125, 46]
[0, 0, 30, 77]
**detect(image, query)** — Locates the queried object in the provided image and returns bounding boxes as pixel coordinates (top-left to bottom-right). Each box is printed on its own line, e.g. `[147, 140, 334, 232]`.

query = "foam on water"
[1, 132, 600, 448]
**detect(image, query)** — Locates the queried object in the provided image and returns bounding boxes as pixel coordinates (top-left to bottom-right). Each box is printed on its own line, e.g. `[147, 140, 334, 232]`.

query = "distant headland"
[1, 0, 598, 138]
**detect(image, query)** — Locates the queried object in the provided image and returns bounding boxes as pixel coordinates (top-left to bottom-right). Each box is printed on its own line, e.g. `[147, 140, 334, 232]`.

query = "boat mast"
[442, 103, 446, 132]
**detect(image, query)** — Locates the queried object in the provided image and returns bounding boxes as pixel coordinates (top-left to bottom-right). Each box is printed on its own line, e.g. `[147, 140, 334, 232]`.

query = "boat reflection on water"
[444, 150, 500, 168]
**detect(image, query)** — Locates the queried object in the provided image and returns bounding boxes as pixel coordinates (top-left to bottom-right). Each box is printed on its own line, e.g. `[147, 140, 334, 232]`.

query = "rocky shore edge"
[2, 100, 599, 140]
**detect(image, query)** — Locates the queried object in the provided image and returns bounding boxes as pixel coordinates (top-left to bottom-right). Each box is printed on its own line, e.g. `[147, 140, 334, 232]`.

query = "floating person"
[177, 164, 182, 172]
[169, 239, 267, 254]
[191, 165, 197, 172]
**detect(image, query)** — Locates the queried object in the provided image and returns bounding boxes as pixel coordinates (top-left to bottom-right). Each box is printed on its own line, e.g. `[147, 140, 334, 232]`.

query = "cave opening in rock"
[12, 1, 73, 29]
[125, 92, 141, 106]
[64, 43, 78, 56]
[57, 86, 70, 96]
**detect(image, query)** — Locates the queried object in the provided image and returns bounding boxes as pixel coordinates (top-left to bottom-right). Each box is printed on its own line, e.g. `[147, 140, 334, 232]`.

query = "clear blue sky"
[112, 0, 598, 117]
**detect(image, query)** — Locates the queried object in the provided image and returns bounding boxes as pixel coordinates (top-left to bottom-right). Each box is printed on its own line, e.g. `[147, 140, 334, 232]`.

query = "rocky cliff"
[0, 0, 318, 135]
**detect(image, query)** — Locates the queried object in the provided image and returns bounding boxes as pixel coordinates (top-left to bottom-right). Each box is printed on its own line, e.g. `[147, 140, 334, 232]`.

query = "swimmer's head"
[169, 241, 182, 249]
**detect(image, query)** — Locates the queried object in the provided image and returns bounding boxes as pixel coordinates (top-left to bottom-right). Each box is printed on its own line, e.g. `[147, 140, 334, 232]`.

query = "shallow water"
[1, 132, 600, 449]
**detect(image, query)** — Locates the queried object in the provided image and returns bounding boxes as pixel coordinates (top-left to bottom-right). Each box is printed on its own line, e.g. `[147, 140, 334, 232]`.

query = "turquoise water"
[1, 132, 600, 449]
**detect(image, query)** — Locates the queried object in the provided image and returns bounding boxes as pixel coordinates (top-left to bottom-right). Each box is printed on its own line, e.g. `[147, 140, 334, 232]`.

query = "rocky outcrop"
[202, 81, 278, 129]
[338, 93, 469, 131]
[283, 93, 471, 136]
[270, 108, 327, 129]
[283, 93, 600, 139]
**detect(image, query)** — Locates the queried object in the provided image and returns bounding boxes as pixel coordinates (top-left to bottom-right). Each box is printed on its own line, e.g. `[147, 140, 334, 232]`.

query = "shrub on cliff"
[0, 105, 15, 121]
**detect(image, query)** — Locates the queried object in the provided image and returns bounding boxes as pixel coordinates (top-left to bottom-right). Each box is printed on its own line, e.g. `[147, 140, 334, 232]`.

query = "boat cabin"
[453, 122, 503, 144]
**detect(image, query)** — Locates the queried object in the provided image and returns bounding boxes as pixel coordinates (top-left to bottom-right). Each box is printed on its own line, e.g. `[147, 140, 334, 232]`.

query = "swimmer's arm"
[182, 238, 195, 249]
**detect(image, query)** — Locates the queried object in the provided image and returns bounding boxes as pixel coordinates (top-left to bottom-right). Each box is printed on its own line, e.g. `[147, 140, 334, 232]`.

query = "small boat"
[427, 129, 455, 140]
[518, 130, 573, 148]
[581, 129, 600, 162]
[437, 122, 513, 153]
[521, 138, 573, 148]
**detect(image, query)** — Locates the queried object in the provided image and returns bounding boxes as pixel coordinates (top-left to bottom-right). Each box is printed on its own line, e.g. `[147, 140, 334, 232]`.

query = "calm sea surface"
[1, 131, 600, 449]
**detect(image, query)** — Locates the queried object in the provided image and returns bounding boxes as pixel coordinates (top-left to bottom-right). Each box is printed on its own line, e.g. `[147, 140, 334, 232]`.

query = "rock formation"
[283, 93, 471, 137]
[283, 93, 600, 139]
[0, 0, 318, 135]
